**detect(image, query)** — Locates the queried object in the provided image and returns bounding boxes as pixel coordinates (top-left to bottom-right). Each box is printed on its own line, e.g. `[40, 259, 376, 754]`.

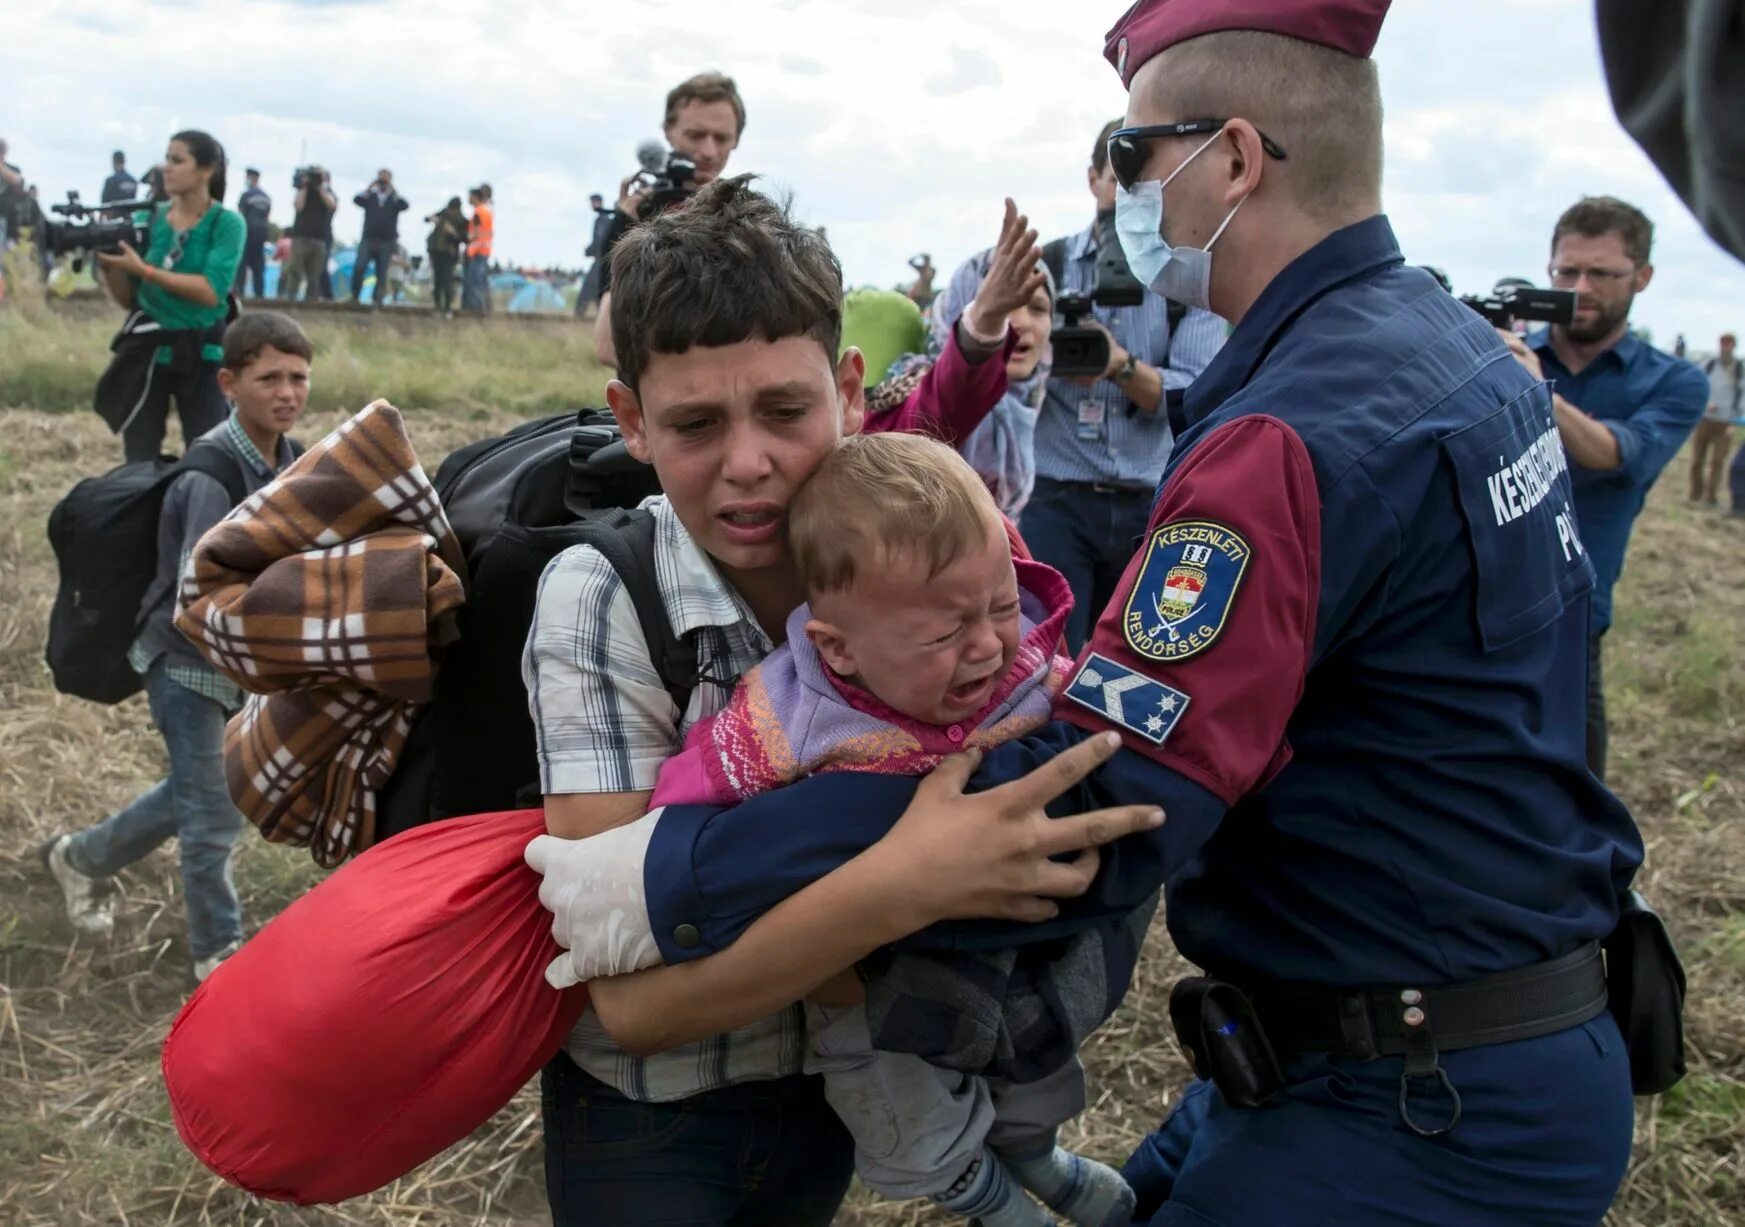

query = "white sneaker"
[40, 835, 114, 936]
[193, 940, 242, 983]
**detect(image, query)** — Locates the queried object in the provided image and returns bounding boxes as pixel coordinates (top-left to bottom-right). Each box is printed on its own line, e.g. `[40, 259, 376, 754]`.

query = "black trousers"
[121, 358, 228, 463]
[429, 250, 458, 312]
[1586, 630, 1608, 782]
[542, 1054, 854, 1226]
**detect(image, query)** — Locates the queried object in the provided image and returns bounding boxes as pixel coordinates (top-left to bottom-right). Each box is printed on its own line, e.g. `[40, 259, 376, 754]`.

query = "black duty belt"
[1248, 941, 1608, 1061]
[1170, 944, 1609, 1138]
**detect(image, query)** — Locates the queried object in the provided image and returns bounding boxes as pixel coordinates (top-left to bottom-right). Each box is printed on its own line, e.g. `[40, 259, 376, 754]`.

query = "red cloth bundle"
[163, 807, 586, 1204]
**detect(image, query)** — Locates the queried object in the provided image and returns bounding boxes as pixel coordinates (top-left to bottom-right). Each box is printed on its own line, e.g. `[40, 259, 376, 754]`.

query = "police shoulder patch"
[1123, 519, 1251, 662]
[1066, 652, 1190, 746]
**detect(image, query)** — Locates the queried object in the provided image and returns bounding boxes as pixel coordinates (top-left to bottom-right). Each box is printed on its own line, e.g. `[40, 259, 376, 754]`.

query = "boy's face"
[807, 522, 1022, 727]
[219, 345, 310, 438]
[609, 336, 866, 581]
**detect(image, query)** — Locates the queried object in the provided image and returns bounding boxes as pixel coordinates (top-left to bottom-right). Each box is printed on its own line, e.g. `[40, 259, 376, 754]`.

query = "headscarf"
[927, 248, 1054, 519]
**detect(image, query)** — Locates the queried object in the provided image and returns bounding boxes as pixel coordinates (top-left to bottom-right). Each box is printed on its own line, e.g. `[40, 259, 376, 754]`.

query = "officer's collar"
[1181, 214, 1402, 429]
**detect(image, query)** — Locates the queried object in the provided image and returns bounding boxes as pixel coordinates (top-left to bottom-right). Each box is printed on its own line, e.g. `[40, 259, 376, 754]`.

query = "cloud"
[2, 0, 1739, 343]
[926, 49, 1002, 97]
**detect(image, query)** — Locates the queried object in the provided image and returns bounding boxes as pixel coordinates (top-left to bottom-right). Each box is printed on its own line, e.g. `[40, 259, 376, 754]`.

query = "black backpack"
[373, 409, 703, 840]
[46, 444, 248, 704]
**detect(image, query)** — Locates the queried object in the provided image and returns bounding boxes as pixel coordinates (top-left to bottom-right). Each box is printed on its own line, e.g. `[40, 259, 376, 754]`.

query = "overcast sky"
[6, 0, 1740, 348]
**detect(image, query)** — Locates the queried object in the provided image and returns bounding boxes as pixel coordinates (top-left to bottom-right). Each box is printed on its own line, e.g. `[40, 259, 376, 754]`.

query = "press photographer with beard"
[95, 130, 245, 461]
[1495, 196, 1707, 779]
[592, 71, 745, 370]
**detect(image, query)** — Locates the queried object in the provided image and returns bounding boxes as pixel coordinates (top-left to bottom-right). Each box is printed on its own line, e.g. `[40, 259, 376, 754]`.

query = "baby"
[645, 433, 1136, 1227]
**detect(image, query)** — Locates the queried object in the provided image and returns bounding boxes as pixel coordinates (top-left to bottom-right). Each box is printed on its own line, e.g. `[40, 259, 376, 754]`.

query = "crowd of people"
[11, 0, 1745, 1223]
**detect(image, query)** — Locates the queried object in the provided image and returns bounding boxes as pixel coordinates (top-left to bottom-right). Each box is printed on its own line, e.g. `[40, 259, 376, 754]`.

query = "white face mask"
[1113, 128, 1247, 313]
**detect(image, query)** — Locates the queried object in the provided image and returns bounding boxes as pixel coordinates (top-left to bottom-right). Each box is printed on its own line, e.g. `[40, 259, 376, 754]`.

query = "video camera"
[631, 141, 699, 220]
[1459, 283, 1576, 332]
[1050, 215, 1147, 377]
[293, 166, 327, 190]
[41, 191, 152, 272]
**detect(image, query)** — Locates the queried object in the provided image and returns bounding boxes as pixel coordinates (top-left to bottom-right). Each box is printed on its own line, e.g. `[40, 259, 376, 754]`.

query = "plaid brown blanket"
[175, 401, 468, 866]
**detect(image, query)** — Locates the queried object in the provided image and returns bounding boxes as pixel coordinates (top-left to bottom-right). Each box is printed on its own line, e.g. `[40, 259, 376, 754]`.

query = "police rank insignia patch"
[1066, 653, 1189, 746]
[1123, 520, 1251, 662]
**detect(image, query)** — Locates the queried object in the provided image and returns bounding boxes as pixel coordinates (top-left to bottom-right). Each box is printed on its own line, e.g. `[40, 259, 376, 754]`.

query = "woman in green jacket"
[98, 130, 244, 461]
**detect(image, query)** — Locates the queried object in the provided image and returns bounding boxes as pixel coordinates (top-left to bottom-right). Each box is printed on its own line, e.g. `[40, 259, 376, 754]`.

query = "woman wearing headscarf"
[928, 242, 1053, 519]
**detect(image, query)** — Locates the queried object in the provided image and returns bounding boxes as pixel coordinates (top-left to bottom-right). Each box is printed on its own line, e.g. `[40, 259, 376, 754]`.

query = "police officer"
[529, 3, 1650, 1221]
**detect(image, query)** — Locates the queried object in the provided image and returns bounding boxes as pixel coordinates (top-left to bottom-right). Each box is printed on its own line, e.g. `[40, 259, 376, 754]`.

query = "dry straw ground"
[0, 318, 1741, 1225]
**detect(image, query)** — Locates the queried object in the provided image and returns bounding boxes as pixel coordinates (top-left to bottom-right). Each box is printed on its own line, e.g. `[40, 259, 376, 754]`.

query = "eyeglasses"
[1547, 264, 1636, 287]
[1107, 120, 1288, 192]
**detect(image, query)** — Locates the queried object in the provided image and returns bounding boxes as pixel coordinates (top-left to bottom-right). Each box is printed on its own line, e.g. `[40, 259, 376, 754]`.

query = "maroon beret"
[1105, 0, 1391, 88]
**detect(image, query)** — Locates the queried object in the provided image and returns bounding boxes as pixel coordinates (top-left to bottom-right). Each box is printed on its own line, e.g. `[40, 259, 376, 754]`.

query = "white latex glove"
[525, 811, 663, 988]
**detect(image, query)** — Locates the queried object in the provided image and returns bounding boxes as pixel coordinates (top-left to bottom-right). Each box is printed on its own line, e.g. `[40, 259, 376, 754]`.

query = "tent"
[507, 280, 566, 314]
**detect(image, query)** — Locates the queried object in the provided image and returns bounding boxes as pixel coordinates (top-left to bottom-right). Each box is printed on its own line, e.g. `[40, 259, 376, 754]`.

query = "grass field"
[0, 316, 1740, 1225]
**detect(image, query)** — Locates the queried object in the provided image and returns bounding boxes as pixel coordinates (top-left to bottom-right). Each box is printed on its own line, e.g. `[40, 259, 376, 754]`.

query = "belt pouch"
[1604, 890, 1687, 1095]
[1169, 978, 1286, 1108]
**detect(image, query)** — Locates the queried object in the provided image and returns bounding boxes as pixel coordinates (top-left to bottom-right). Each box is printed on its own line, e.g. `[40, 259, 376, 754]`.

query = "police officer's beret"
[1105, 0, 1392, 88]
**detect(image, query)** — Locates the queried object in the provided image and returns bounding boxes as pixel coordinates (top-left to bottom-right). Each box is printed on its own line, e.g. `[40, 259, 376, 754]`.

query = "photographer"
[425, 196, 467, 314]
[1021, 118, 1225, 653]
[352, 167, 409, 306]
[592, 71, 746, 368]
[94, 130, 245, 462]
[1495, 196, 1707, 779]
[282, 165, 335, 302]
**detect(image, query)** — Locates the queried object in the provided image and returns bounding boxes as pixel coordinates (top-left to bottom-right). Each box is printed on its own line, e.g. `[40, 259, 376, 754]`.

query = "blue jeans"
[462, 255, 490, 313]
[352, 236, 397, 304]
[65, 661, 244, 959]
[541, 1052, 854, 1226]
[1730, 435, 1745, 511]
[1020, 476, 1157, 654]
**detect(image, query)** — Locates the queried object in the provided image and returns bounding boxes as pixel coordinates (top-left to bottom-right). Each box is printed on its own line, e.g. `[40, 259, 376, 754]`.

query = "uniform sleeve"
[1055, 415, 1320, 805]
[521, 545, 681, 795]
[1603, 363, 1709, 487]
[200, 210, 246, 301]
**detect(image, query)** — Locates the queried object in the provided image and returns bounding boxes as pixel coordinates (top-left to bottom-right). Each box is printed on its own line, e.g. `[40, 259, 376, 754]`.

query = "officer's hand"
[873, 732, 1163, 927]
[1497, 327, 1544, 381]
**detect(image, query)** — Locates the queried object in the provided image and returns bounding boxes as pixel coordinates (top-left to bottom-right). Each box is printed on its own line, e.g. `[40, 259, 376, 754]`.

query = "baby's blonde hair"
[790, 433, 1002, 596]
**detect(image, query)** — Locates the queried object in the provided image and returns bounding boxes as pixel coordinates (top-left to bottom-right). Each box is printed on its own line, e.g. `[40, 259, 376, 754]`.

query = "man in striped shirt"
[1024, 119, 1226, 652]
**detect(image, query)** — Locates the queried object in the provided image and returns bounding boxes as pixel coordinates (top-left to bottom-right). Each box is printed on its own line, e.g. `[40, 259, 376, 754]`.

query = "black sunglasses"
[1107, 120, 1288, 191]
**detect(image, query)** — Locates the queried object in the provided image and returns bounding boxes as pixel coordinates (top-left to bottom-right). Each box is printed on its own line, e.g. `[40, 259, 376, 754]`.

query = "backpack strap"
[175, 440, 249, 507]
[569, 510, 701, 716]
[1160, 298, 1188, 369]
